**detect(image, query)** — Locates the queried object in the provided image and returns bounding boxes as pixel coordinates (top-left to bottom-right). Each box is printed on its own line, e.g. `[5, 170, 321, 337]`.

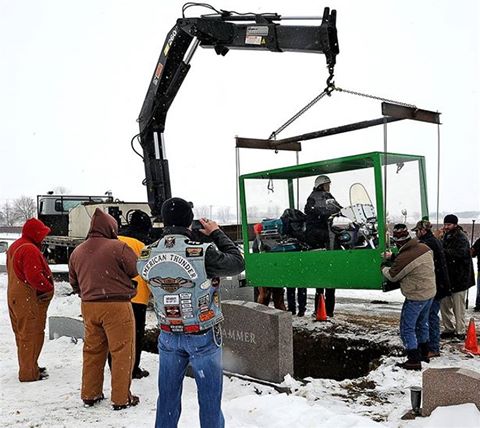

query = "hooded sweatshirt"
[7, 218, 53, 293]
[69, 208, 138, 302]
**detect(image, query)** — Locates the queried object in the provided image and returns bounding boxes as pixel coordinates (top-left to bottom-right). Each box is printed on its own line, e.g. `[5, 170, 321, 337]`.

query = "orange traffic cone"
[463, 318, 480, 355]
[315, 293, 328, 322]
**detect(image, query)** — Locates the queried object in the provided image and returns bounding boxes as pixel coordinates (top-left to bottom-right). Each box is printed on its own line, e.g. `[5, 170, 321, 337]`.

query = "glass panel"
[244, 179, 290, 224]
[54, 199, 86, 212]
[244, 165, 378, 252]
[62, 200, 84, 211]
[296, 168, 377, 215]
[383, 158, 423, 229]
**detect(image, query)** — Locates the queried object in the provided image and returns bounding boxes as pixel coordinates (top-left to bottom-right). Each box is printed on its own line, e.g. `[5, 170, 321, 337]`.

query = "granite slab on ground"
[49, 316, 84, 340]
[422, 367, 480, 416]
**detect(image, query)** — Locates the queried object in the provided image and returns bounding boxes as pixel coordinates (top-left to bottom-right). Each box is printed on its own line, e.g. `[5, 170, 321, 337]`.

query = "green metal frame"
[239, 151, 428, 289]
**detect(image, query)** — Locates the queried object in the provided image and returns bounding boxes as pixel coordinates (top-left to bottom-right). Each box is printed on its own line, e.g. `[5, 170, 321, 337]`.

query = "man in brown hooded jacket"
[69, 208, 139, 410]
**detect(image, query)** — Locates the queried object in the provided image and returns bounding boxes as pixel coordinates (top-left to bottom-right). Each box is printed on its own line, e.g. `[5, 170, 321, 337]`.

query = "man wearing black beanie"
[161, 197, 194, 228]
[138, 197, 244, 428]
[440, 214, 475, 340]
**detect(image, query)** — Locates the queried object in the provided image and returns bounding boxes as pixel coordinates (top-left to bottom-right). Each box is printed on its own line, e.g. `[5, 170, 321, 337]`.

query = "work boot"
[132, 368, 150, 379]
[112, 395, 140, 411]
[297, 310, 305, 317]
[427, 351, 440, 358]
[440, 330, 455, 339]
[418, 342, 430, 363]
[83, 394, 105, 408]
[396, 349, 422, 371]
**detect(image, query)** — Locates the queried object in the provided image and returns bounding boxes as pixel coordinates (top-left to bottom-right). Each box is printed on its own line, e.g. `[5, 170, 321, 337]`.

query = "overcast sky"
[1, 0, 478, 215]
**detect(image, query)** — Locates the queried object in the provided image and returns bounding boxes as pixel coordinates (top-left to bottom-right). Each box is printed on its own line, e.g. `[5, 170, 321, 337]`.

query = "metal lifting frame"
[235, 102, 441, 152]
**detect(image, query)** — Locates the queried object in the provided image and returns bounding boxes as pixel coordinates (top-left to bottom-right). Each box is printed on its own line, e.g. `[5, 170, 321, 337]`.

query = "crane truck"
[39, 4, 339, 265]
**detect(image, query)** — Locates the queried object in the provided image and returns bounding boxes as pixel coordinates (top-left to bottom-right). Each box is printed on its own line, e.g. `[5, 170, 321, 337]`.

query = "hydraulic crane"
[136, 4, 339, 221]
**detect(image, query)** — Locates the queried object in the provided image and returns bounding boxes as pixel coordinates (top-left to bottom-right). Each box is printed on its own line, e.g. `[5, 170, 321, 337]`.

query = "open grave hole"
[143, 319, 403, 382]
[293, 327, 401, 380]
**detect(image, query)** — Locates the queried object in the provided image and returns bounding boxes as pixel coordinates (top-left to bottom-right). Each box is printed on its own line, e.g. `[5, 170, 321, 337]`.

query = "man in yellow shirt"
[117, 235, 151, 379]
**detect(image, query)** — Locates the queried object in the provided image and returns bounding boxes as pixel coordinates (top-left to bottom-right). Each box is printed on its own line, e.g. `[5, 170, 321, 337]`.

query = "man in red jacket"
[7, 218, 54, 382]
[69, 208, 139, 410]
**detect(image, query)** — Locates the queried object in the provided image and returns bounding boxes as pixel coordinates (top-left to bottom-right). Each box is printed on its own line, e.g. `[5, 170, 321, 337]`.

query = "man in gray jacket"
[382, 224, 436, 370]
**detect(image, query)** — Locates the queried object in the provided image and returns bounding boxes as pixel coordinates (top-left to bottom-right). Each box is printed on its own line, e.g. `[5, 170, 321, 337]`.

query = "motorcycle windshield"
[339, 183, 376, 224]
[349, 183, 372, 206]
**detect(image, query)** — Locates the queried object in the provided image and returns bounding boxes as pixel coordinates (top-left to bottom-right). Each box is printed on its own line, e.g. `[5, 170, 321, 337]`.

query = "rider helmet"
[314, 175, 331, 189]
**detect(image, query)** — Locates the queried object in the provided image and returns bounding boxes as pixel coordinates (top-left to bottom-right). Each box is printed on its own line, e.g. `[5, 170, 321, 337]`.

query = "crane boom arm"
[137, 7, 339, 219]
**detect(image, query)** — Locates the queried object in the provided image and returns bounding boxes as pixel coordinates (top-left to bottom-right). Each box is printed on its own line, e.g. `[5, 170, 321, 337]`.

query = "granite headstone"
[422, 367, 480, 416]
[221, 300, 293, 383]
[49, 316, 84, 340]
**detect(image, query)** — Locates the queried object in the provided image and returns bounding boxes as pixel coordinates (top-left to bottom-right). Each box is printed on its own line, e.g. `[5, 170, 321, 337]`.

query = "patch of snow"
[1, 273, 479, 427]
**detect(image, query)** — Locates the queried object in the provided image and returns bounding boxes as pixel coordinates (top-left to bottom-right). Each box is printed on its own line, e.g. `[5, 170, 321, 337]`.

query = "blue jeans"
[428, 298, 441, 353]
[156, 329, 224, 428]
[400, 298, 433, 350]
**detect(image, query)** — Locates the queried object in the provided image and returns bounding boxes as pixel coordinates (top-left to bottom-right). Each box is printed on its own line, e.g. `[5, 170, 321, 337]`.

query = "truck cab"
[37, 194, 113, 236]
[37, 193, 151, 263]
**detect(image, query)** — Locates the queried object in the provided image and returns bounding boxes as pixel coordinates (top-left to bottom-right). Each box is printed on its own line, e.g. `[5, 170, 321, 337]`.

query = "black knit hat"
[392, 223, 411, 242]
[161, 197, 194, 227]
[129, 210, 152, 232]
[443, 214, 458, 225]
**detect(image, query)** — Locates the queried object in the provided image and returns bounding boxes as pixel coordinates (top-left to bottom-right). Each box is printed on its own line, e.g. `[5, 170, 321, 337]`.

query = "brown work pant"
[81, 301, 135, 406]
[7, 266, 53, 382]
[257, 287, 287, 311]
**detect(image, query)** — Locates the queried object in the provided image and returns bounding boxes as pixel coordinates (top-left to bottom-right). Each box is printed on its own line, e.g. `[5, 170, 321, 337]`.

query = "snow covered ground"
[1, 273, 480, 428]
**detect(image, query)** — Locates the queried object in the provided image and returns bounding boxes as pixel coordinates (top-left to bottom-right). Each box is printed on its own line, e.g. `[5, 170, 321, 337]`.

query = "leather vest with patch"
[137, 234, 223, 332]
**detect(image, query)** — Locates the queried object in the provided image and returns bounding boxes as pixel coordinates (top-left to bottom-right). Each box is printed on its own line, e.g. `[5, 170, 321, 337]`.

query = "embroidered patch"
[164, 236, 175, 248]
[139, 248, 151, 259]
[200, 280, 211, 290]
[198, 294, 210, 311]
[198, 294, 210, 307]
[150, 276, 194, 293]
[185, 239, 201, 245]
[141, 253, 198, 279]
[164, 295, 180, 305]
[165, 305, 181, 318]
[186, 247, 203, 257]
[199, 310, 215, 322]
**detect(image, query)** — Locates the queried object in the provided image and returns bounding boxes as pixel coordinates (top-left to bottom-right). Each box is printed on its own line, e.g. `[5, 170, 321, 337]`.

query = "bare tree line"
[194, 204, 282, 224]
[0, 196, 37, 226]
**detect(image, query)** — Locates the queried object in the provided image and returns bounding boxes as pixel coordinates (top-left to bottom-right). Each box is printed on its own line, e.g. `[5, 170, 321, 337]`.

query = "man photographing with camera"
[137, 197, 244, 428]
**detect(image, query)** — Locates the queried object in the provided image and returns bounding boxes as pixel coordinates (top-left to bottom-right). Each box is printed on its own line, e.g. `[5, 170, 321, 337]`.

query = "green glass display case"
[239, 151, 428, 289]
